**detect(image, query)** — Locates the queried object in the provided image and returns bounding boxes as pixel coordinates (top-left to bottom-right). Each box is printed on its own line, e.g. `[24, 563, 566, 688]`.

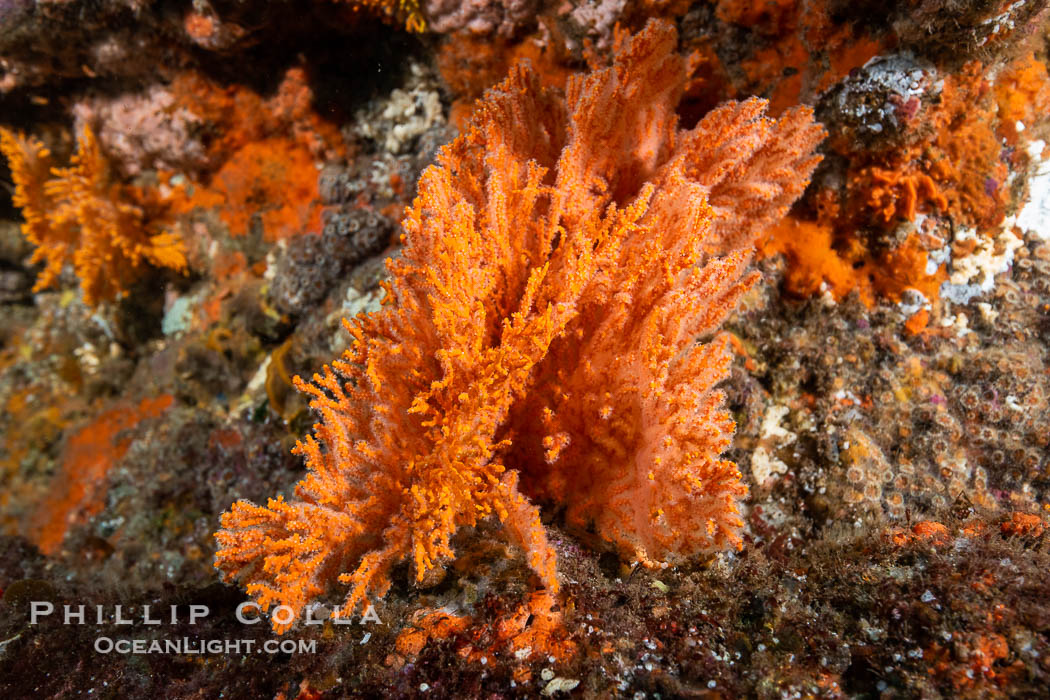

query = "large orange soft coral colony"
[0, 127, 186, 305]
[215, 20, 824, 631]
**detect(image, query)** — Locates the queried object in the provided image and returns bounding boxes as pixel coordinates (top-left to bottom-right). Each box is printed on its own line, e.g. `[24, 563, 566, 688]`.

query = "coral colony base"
[2, 1, 1050, 697]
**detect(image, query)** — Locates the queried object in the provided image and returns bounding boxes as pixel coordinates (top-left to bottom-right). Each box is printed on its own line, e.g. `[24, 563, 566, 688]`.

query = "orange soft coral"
[340, 0, 425, 32]
[0, 127, 187, 305]
[214, 19, 823, 632]
[437, 31, 576, 131]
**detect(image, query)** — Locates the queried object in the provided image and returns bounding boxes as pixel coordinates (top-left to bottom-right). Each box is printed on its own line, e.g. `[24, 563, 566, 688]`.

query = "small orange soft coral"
[215, 19, 823, 632]
[332, 0, 424, 32]
[0, 127, 186, 305]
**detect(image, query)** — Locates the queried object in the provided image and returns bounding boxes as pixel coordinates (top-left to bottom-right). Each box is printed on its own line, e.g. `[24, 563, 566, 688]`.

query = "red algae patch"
[888, 520, 950, 547]
[32, 395, 173, 554]
[1000, 512, 1046, 538]
[188, 138, 324, 241]
[761, 218, 945, 313]
[168, 68, 343, 241]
